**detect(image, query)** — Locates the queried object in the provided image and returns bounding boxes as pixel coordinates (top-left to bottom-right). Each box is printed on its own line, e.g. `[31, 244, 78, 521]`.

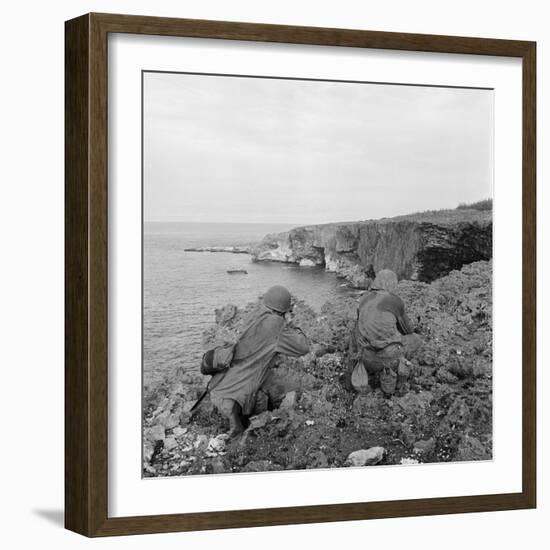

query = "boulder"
[442, 398, 471, 429]
[157, 413, 181, 430]
[400, 457, 420, 465]
[209, 458, 227, 474]
[247, 411, 273, 431]
[164, 437, 178, 451]
[194, 434, 208, 449]
[143, 441, 155, 463]
[145, 424, 165, 443]
[456, 435, 490, 461]
[172, 427, 188, 438]
[436, 368, 459, 384]
[346, 447, 385, 466]
[207, 436, 226, 453]
[279, 391, 298, 410]
[308, 451, 329, 469]
[413, 438, 435, 456]
[393, 392, 434, 416]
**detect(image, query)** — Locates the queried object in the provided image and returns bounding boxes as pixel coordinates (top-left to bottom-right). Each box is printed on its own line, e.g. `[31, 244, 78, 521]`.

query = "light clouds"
[144, 72, 493, 224]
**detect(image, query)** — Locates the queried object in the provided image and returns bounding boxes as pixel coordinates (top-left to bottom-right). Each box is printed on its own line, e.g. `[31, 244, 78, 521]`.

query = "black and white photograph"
[142, 71, 494, 477]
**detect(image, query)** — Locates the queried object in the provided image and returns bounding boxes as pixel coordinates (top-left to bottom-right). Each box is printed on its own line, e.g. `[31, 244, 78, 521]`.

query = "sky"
[143, 72, 493, 225]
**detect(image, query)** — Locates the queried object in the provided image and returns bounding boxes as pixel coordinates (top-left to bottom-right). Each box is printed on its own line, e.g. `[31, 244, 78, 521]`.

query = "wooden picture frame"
[65, 12, 536, 537]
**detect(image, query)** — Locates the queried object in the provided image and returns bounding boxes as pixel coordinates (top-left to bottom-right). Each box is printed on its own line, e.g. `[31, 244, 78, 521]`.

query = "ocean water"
[143, 222, 353, 390]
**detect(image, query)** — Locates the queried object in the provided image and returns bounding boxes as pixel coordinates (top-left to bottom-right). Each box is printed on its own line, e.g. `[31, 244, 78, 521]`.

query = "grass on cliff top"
[456, 198, 492, 211]
[387, 198, 493, 223]
[385, 203, 492, 224]
[295, 199, 492, 230]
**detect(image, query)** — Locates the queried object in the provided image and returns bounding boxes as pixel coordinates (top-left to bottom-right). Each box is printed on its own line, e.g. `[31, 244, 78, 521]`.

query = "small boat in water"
[227, 269, 248, 274]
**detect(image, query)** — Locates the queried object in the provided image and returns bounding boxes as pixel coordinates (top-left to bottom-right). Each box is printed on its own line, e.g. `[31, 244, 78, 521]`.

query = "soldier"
[209, 285, 310, 437]
[348, 269, 422, 395]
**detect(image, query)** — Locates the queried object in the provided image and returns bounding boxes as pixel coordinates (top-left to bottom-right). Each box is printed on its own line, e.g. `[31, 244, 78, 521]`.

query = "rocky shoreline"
[184, 245, 251, 254]
[143, 260, 493, 477]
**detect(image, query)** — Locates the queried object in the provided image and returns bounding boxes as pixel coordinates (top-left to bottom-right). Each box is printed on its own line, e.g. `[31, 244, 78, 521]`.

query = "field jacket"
[209, 305, 310, 414]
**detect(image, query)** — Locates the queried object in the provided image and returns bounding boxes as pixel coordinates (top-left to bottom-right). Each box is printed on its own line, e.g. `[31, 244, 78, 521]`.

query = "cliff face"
[251, 209, 492, 284]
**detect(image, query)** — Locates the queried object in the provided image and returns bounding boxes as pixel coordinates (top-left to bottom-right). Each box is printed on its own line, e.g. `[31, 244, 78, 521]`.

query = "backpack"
[191, 343, 236, 414]
[351, 360, 370, 393]
[200, 343, 236, 376]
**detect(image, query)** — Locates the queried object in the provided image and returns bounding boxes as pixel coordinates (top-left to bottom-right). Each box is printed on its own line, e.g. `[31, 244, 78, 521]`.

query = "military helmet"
[263, 285, 292, 313]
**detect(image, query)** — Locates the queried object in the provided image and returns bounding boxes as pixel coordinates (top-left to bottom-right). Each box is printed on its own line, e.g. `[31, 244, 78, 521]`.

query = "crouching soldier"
[209, 285, 310, 437]
[347, 269, 422, 396]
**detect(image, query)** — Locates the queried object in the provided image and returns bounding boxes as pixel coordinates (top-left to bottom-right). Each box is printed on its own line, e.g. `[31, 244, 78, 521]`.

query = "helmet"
[263, 285, 292, 313]
[373, 269, 398, 292]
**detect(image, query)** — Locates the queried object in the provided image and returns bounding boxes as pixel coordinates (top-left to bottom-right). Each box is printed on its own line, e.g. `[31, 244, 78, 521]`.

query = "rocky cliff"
[251, 209, 492, 286]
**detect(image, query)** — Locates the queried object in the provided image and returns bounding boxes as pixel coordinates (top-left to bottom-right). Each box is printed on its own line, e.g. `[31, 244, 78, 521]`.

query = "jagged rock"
[242, 460, 284, 472]
[393, 392, 434, 415]
[145, 424, 165, 443]
[471, 356, 491, 378]
[301, 352, 317, 370]
[247, 411, 273, 431]
[156, 413, 181, 430]
[173, 427, 188, 438]
[215, 304, 238, 326]
[179, 373, 197, 385]
[164, 437, 178, 451]
[194, 434, 208, 449]
[308, 450, 328, 469]
[265, 363, 320, 397]
[446, 354, 474, 379]
[300, 390, 333, 415]
[442, 398, 470, 429]
[436, 368, 458, 384]
[279, 391, 298, 410]
[143, 441, 155, 463]
[151, 397, 170, 417]
[352, 393, 384, 416]
[396, 422, 417, 447]
[414, 438, 435, 456]
[346, 447, 385, 466]
[456, 435, 490, 461]
[209, 458, 227, 474]
[207, 436, 226, 453]
[339, 264, 372, 289]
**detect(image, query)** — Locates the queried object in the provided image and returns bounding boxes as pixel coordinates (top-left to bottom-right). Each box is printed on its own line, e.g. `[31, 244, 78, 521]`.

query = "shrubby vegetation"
[456, 198, 493, 211]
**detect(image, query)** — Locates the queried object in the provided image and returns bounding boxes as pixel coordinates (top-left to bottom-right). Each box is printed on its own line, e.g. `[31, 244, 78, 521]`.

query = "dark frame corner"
[65, 12, 536, 537]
